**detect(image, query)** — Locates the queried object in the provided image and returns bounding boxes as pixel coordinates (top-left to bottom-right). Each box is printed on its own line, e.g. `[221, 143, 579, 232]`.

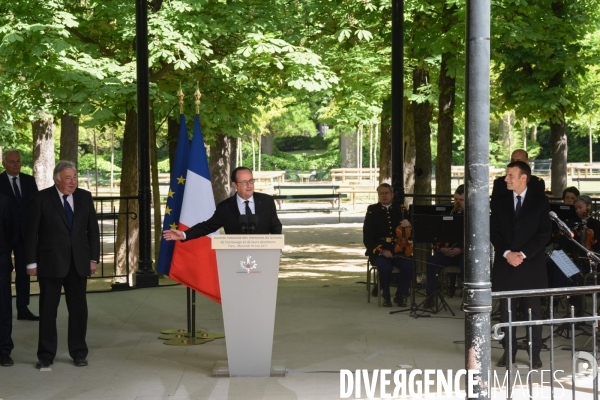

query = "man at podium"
[163, 167, 282, 241]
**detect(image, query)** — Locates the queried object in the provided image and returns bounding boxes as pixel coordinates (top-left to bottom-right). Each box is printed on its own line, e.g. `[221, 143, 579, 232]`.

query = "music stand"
[391, 212, 464, 317]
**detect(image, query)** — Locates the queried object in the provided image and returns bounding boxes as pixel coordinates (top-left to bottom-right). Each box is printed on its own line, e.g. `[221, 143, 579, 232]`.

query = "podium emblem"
[240, 255, 258, 273]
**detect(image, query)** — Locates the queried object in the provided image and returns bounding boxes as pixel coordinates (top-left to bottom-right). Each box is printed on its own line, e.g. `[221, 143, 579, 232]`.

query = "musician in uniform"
[363, 183, 413, 307]
[423, 184, 465, 309]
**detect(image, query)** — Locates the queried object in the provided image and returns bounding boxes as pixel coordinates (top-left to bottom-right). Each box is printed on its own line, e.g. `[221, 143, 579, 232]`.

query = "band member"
[491, 161, 551, 369]
[423, 184, 465, 309]
[562, 187, 580, 205]
[363, 184, 413, 307]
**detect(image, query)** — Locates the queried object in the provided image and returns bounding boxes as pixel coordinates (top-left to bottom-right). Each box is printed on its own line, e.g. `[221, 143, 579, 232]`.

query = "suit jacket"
[184, 191, 282, 240]
[491, 174, 545, 206]
[363, 203, 408, 260]
[0, 172, 38, 242]
[24, 187, 100, 278]
[491, 188, 551, 291]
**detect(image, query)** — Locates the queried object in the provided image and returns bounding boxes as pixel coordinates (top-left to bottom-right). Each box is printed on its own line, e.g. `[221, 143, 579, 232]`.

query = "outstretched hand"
[163, 229, 184, 241]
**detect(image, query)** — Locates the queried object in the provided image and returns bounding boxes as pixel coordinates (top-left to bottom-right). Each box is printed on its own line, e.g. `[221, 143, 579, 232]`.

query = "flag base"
[212, 360, 286, 377]
[133, 272, 159, 288]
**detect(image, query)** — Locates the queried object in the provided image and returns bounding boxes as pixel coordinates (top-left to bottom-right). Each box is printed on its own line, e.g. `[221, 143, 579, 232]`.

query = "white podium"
[211, 234, 285, 377]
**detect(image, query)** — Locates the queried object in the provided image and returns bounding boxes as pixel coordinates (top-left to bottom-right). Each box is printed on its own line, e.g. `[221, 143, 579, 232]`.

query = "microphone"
[549, 211, 574, 238]
[239, 215, 248, 234]
[248, 215, 258, 234]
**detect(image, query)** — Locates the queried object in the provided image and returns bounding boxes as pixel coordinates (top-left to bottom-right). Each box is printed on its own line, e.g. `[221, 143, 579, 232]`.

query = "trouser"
[500, 297, 543, 356]
[12, 241, 31, 313]
[0, 253, 14, 355]
[371, 255, 413, 300]
[426, 252, 464, 295]
[37, 261, 88, 362]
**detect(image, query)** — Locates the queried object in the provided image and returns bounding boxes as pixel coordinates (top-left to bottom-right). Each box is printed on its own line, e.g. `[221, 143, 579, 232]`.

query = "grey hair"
[2, 149, 21, 163]
[53, 160, 77, 181]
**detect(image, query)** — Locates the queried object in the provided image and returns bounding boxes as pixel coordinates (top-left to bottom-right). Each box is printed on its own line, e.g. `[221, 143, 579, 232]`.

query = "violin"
[578, 220, 597, 251]
[394, 224, 413, 257]
[394, 204, 413, 257]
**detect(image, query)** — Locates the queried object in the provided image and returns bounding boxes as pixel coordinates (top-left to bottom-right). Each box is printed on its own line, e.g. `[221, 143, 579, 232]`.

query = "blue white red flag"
[170, 114, 221, 303]
[157, 114, 190, 275]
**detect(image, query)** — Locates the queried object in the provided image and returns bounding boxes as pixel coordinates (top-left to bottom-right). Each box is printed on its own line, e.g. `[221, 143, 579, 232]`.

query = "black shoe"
[36, 360, 53, 369]
[497, 351, 516, 368]
[73, 358, 88, 367]
[394, 295, 407, 307]
[17, 310, 40, 321]
[371, 285, 379, 297]
[0, 354, 13, 367]
[532, 354, 542, 369]
[382, 299, 392, 307]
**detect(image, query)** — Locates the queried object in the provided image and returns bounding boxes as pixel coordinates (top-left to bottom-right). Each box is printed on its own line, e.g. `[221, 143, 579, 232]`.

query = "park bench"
[273, 184, 348, 223]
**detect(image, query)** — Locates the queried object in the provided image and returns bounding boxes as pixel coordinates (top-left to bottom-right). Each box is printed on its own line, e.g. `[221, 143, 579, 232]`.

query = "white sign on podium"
[211, 234, 285, 377]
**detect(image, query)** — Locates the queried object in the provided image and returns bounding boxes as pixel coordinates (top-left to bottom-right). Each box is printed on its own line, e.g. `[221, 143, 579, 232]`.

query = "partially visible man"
[24, 161, 100, 369]
[423, 184, 465, 308]
[0, 193, 14, 366]
[163, 166, 282, 241]
[0, 150, 39, 320]
[362, 183, 413, 307]
[491, 161, 551, 369]
[491, 149, 545, 205]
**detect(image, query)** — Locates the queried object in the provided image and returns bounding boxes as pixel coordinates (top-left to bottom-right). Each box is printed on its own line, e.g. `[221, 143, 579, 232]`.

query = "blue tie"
[12, 177, 21, 204]
[244, 200, 252, 216]
[63, 194, 73, 229]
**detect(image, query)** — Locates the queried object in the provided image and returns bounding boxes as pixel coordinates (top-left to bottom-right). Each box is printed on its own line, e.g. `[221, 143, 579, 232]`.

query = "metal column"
[464, 0, 492, 397]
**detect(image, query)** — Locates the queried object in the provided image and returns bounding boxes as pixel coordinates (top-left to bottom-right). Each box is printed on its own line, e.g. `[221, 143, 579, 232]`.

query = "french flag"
[169, 114, 221, 303]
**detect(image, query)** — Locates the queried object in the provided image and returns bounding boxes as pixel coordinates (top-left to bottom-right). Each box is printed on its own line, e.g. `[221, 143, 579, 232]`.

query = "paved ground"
[3, 209, 600, 399]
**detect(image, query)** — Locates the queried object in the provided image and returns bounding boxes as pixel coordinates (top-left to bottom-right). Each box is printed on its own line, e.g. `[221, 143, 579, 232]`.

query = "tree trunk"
[258, 133, 273, 158]
[167, 116, 180, 170]
[403, 97, 416, 198]
[379, 100, 392, 184]
[550, 120, 567, 197]
[209, 133, 232, 203]
[436, 52, 456, 196]
[149, 103, 161, 266]
[413, 67, 433, 197]
[340, 132, 358, 168]
[230, 135, 238, 172]
[116, 107, 139, 280]
[60, 113, 79, 166]
[32, 114, 55, 190]
[531, 125, 537, 142]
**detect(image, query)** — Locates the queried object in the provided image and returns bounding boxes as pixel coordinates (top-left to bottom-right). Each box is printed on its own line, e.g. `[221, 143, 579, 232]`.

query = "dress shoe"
[0, 354, 14, 367]
[497, 351, 516, 368]
[17, 311, 40, 321]
[36, 360, 53, 369]
[394, 295, 407, 307]
[532, 354, 542, 369]
[73, 358, 88, 367]
[382, 299, 392, 308]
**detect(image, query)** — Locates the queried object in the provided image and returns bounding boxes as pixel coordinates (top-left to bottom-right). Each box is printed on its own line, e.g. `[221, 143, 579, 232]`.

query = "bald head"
[510, 149, 529, 164]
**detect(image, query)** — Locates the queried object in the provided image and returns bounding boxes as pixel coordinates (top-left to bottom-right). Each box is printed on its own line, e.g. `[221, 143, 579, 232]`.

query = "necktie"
[12, 177, 22, 204]
[244, 200, 252, 216]
[515, 195, 522, 217]
[63, 194, 74, 228]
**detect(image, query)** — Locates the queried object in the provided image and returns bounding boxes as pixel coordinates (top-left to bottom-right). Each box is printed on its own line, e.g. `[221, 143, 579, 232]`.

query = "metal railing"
[492, 285, 600, 400]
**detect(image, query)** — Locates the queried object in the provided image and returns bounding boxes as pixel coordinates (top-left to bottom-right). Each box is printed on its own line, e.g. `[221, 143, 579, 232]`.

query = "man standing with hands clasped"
[491, 160, 551, 369]
[24, 161, 100, 369]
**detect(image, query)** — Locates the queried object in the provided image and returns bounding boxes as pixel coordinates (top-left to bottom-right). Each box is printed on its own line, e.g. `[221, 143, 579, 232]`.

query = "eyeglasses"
[236, 179, 255, 186]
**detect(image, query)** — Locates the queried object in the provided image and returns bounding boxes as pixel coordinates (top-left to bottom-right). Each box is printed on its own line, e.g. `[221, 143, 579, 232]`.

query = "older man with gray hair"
[24, 160, 100, 369]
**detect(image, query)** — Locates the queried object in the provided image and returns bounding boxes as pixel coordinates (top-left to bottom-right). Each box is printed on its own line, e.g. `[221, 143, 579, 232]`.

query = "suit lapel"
[50, 187, 71, 229]
[72, 190, 84, 229]
[0, 173, 16, 202]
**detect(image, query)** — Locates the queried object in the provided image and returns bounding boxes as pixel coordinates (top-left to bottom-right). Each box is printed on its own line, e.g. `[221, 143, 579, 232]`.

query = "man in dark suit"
[0, 149, 39, 320]
[363, 183, 413, 307]
[163, 166, 282, 241]
[491, 149, 545, 205]
[491, 160, 551, 369]
[24, 160, 100, 369]
[0, 193, 14, 366]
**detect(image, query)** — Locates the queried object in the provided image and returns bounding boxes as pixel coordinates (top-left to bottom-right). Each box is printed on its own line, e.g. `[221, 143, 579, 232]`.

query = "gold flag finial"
[177, 84, 184, 114]
[194, 82, 201, 115]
